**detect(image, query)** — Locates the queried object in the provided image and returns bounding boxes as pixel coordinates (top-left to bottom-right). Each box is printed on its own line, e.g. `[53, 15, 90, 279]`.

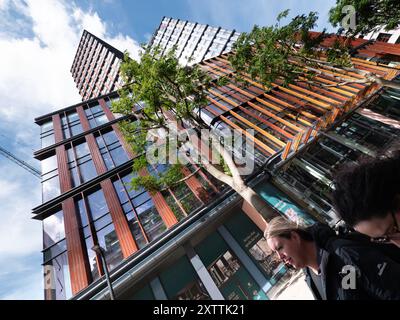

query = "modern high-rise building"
[70, 30, 125, 101]
[34, 25, 400, 300]
[32, 88, 295, 300]
[149, 17, 240, 66]
[71, 18, 240, 101]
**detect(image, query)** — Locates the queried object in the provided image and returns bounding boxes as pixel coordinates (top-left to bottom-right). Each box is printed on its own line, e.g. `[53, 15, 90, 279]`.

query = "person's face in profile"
[267, 232, 307, 269]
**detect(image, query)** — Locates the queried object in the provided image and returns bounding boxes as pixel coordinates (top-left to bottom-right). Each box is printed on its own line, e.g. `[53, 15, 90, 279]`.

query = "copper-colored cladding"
[76, 106, 91, 132]
[181, 166, 208, 203]
[100, 179, 139, 257]
[309, 32, 400, 58]
[80, 102, 138, 257]
[52, 114, 63, 143]
[56, 145, 73, 193]
[52, 114, 73, 193]
[52, 113, 91, 295]
[63, 198, 91, 295]
[200, 51, 400, 160]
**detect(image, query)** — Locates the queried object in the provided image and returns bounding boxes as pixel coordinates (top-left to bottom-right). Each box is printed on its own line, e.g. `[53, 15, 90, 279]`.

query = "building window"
[44, 250, 72, 300]
[113, 172, 166, 245]
[43, 208, 72, 300]
[95, 130, 129, 170]
[40, 120, 55, 148]
[66, 141, 97, 187]
[84, 102, 108, 128]
[43, 209, 65, 249]
[60, 111, 83, 139]
[376, 33, 392, 43]
[75, 188, 124, 281]
[41, 153, 60, 202]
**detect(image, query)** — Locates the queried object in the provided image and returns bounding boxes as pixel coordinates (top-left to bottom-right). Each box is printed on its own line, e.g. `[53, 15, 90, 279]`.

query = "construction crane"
[0, 144, 41, 179]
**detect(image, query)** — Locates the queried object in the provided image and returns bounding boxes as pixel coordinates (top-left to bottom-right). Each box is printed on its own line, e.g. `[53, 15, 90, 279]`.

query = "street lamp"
[92, 245, 116, 300]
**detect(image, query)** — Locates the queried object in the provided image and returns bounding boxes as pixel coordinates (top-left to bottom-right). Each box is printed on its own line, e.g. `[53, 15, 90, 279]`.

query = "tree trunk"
[372, 76, 400, 90]
[235, 185, 279, 223]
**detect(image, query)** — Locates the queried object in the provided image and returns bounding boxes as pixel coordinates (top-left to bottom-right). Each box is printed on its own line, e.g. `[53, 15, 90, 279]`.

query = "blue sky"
[0, 0, 337, 300]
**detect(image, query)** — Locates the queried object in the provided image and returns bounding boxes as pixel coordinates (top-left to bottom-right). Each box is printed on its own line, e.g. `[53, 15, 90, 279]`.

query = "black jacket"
[304, 223, 400, 300]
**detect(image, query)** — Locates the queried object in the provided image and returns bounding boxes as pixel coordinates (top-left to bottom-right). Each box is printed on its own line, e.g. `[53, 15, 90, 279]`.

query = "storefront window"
[158, 256, 210, 300]
[195, 232, 268, 300]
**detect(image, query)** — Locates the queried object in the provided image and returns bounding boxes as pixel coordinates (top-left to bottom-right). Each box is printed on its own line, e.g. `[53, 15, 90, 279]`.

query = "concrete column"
[149, 277, 168, 300]
[184, 245, 225, 300]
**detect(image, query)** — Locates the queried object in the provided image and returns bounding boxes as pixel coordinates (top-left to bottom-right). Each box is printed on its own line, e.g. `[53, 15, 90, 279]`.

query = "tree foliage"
[229, 11, 331, 88]
[329, 0, 400, 36]
[230, 10, 400, 91]
[111, 46, 225, 193]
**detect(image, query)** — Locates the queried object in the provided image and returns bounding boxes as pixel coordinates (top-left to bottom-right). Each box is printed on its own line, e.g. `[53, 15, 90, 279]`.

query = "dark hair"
[332, 149, 400, 227]
[277, 229, 313, 242]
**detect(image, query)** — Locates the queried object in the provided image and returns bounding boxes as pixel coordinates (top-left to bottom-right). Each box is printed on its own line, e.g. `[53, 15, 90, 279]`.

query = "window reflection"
[112, 172, 167, 247]
[85, 103, 109, 128]
[41, 153, 60, 202]
[44, 251, 72, 300]
[60, 110, 83, 139]
[40, 120, 55, 148]
[43, 210, 65, 249]
[66, 141, 97, 187]
[74, 188, 124, 281]
[96, 130, 129, 170]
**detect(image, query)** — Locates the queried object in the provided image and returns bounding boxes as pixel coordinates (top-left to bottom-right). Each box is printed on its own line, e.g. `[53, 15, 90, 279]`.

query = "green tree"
[230, 10, 400, 91]
[112, 46, 276, 225]
[329, 0, 400, 36]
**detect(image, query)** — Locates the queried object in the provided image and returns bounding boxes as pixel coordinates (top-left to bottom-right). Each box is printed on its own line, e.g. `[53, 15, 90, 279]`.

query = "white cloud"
[72, 6, 106, 39]
[0, 254, 43, 300]
[0, 0, 9, 11]
[0, 0, 142, 299]
[0, 165, 41, 257]
[0, 0, 141, 123]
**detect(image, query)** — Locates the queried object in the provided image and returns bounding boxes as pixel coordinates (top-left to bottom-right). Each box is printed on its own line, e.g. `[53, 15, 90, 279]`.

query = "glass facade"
[272, 105, 400, 222]
[41, 153, 60, 202]
[151, 18, 238, 66]
[60, 111, 83, 139]
[95, 129, 129, 170]
[195, 232, 268, 300]
[333, 113, 400, 154]
[85, 103, 108, 128]
[367, 88, 400, 121]
[75, 188, 124, 280]
[112, 172, 166, 246]
[43, 209, 72, 300]
[66, 141, 97, 187]
[40, 120, 55, 148]
[223, 211, 293, 298]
